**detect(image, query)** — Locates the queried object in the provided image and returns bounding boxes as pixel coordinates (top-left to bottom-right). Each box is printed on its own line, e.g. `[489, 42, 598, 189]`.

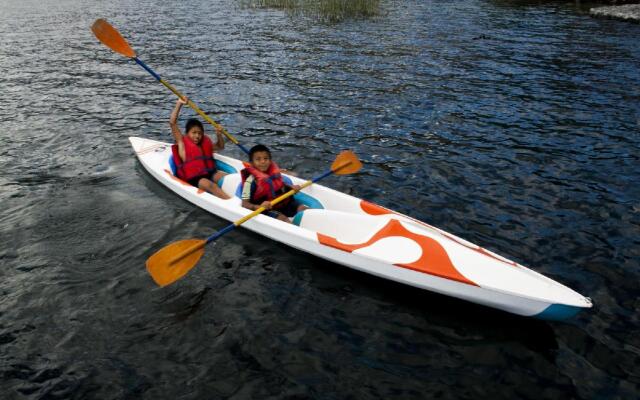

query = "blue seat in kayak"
[293, 191, 323, 209]
[282, 176, 324, 209]
[216, 159, 238, 174]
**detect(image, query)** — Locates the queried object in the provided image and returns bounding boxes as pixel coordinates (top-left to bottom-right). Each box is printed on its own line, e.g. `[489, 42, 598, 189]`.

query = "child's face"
[186, 126, 203, 144]
[251, 151, 271, 172]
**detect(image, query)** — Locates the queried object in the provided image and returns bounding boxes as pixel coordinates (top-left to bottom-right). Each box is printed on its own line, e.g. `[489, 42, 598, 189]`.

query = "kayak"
[130, 136, 592, 320]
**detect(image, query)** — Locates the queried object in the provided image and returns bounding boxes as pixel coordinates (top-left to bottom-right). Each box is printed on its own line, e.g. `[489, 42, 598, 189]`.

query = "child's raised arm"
[213, 125, 225, 151]
[169, 98, 187, 161]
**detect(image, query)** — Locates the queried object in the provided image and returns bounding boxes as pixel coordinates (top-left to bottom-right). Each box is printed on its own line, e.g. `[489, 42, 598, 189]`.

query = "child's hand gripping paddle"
[90, 18, 249, 155]
[146, 150, 362, 287]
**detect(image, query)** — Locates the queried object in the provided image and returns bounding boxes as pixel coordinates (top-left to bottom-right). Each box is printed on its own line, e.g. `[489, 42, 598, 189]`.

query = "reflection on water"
[240, 0, 381, 22]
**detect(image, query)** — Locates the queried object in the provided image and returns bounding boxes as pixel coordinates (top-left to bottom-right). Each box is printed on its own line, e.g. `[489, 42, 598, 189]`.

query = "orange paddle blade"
[331, 150, 362, 175]
[146, 239, 206, 287]
[91, 19, 136, 58]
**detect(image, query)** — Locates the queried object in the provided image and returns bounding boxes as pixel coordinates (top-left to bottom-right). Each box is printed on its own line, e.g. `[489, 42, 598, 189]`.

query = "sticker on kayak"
[135, 144, 166, 155]
[360, 200, 518, 268]
[318, 218, 478, 286]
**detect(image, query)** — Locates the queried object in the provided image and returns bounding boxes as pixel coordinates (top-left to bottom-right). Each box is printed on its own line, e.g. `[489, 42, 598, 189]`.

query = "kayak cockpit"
[168, 154, 239, 176]
[168, 153, 324, 209]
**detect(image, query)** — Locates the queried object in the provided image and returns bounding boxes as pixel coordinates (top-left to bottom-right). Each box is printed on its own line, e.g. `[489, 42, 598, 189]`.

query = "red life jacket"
[171, 135, 216, 182]
[241, 161, 289, 205]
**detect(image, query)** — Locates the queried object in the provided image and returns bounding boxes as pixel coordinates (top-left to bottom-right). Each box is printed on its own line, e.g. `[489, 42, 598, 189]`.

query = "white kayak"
[130, 137, 592, 320]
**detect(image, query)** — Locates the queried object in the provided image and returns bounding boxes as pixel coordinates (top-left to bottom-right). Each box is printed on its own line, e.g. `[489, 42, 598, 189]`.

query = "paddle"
[90, 18, 249, 155]
[146, 150, 362, 287]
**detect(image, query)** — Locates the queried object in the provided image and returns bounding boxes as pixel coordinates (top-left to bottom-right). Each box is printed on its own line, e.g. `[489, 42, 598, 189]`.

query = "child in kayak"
[241, 144, 308, 222]
[170, 98, 230, 199]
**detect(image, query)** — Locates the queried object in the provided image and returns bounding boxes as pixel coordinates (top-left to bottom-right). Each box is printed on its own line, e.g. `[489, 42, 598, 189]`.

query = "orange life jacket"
[241, 161, 289, 205]
[171, 135, 216, 182]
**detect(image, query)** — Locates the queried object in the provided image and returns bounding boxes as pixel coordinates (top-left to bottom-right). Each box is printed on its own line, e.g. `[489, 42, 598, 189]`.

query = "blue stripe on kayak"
[294, 192, 324, 209]
[292, 211, 305, 226]
[282, 176, 324, 209]
[215, 159, 238, 174]
[169, 155, 177, 176]
[534, 304, 582, 321]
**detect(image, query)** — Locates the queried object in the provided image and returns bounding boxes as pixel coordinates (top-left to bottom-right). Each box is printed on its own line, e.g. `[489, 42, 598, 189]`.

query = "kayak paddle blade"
[332, 150, 362, 175]
[146, 239, 206, 287]
[91, 19, 136, 58]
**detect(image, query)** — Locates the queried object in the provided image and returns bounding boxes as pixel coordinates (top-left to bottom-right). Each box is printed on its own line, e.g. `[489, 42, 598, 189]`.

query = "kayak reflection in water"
[169, 98, 230, 199]
[241, 144, 308, 223]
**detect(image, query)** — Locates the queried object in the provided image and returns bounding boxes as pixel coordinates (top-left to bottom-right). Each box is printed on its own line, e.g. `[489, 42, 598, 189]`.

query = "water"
[1, 0, 639, 398]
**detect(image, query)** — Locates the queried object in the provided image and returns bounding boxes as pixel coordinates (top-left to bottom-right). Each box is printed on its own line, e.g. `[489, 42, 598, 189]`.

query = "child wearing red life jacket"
[241, 144, 308, 222]
[169, 98, 230, 199]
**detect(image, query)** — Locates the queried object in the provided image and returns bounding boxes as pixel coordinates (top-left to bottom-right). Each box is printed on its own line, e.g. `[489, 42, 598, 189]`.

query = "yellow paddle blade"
[91, 19, 136, 58]
[332, 150, 362, 175]
[146, 239, 206, 287]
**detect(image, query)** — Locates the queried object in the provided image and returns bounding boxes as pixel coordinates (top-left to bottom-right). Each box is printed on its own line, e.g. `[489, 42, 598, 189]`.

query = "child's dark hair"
[249, 144, 271, 161]
[185, 118, 204, 133]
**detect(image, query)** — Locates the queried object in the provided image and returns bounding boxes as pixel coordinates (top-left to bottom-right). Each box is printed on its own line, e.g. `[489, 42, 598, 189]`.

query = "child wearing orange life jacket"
[241, 144, 308, 222]
[169, 98, 230, 199]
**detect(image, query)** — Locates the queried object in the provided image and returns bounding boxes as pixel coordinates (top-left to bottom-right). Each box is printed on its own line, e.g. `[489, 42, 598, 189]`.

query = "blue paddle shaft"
[238, 143, 250, 155]
[206, 224, 236, 244]
[134, 57, 161, 81]
[312, 168, 335, 183]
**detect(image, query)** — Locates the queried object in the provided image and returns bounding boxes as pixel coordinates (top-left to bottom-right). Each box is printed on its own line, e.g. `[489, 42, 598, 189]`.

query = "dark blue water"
[1, 0, 639, 398]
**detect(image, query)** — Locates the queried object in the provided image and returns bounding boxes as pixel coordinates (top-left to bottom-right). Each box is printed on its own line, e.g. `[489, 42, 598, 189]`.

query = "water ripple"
[1, 0, 639, 398]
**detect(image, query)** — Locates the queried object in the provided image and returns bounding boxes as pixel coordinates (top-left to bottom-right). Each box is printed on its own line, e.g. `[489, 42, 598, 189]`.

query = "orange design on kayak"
[318, 218, 477, 286]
